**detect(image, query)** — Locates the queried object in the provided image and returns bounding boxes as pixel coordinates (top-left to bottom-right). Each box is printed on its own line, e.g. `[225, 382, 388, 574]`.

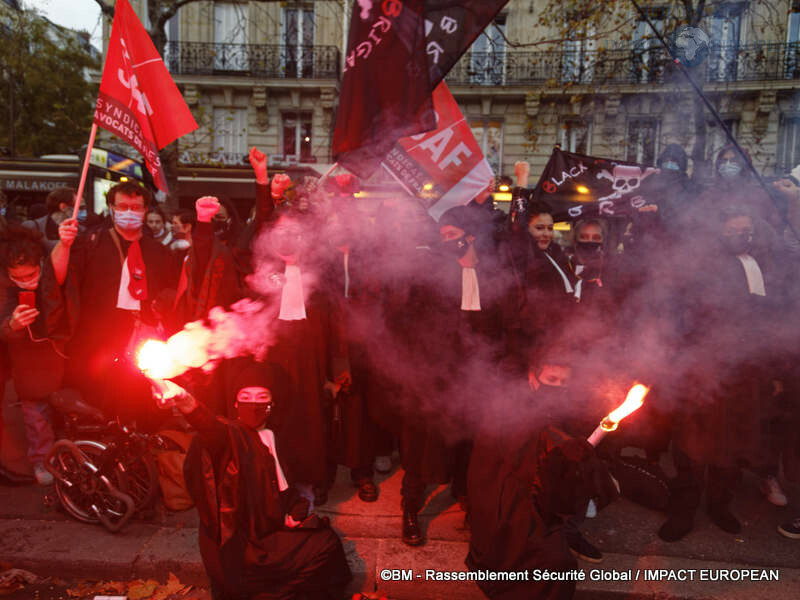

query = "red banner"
[93, 0, 197, 191]
[383, 82, 493, 220]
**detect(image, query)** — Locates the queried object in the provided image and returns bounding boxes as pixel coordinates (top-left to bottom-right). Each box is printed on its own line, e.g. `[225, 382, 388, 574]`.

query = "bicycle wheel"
[114, 445, 160, 512]
[52, 440, 129, 524]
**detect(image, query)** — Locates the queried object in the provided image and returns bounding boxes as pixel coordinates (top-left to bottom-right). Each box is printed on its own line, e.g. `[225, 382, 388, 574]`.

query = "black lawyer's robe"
[183, 402, 351, 600]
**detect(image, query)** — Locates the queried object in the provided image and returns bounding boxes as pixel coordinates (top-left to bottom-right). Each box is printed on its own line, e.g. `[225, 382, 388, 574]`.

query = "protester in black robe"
[467, 424, 617, 600]
[173, 197, 244, 417]
[316, 190, 381, 503]
[507, 200, 575, 369]
[435, 205, 516, 512]
[162, 362, 351, 600]
[52, 182, 179, 429]
[660, 205, 789, 541]
[360, 200, 454, 546]
[252, 208, 350, 507]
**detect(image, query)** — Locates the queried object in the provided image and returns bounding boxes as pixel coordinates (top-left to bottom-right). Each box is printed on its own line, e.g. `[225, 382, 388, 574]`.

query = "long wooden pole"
[72, 123, 98, 219]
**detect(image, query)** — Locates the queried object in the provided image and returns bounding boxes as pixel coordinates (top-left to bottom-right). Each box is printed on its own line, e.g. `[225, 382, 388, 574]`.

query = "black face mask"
[442, 237, 469, 259]
[723, 233, 753, 255]
[236, 403, 272, 430]
[575, 241, 604, 279]
[213, 219, 231, 238]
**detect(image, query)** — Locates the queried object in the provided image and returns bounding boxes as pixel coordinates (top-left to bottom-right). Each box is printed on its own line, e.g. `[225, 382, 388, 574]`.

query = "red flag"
[382, 82, 493, 220]
[93, 0, 197, 191]
[333, 0, 509, 178]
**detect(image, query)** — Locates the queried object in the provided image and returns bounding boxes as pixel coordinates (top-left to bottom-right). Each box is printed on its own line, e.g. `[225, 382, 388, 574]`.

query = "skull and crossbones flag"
[332, 0, 509, 179]
[523, 148, 669, 222]
[93, 0, 197, 191]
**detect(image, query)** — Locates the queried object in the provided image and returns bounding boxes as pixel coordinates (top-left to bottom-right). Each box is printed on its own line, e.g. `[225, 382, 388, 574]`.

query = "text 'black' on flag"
[522, 148, 673, 223]
[332, 0, 509, 179]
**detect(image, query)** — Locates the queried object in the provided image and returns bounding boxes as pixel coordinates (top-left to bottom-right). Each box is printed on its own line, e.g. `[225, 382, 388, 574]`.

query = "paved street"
[2, 389, 800, 599]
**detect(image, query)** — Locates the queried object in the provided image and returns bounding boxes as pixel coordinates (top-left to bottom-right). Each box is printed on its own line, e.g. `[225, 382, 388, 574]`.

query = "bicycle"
[43, 390, 165, 533]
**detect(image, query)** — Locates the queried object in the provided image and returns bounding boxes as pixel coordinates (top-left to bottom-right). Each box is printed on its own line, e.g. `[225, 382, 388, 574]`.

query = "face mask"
[0, 206, 7, 217]
[112, 209, 144, 230]
[662, 160, 681, 172]
[77, 209, 88, 223]
[10, 267, 41, 290]
[236, 403, 272, 430]
[442, 237, 469, 259]
[151, 226, 164, 237]
[575, 241, 603, 260]
[718, 161, 742, 179]
[213, 219, 231, 237]
[723, 232, 753, 255]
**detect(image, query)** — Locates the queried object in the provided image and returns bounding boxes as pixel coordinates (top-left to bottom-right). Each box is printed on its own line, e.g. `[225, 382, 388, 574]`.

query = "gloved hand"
[534, 427, 619, 519]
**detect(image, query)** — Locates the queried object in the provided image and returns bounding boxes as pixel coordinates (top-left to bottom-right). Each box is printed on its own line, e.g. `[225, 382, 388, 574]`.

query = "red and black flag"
[332, 0, 509, 178]
[522, 148, 672, 223]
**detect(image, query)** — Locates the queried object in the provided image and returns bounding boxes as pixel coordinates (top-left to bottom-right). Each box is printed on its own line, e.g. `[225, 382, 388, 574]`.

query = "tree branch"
[493, 16, 636, 49]
[93, 0, 114, 20]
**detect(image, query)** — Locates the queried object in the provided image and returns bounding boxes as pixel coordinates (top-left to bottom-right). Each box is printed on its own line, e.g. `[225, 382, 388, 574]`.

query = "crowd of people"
[0, 141, 799, 599]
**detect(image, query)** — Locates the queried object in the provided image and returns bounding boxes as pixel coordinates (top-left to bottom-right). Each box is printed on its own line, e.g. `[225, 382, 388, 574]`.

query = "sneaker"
[760, 476, 788, 507]
[566, 529, 603, 563]
[33, 463, 53, 486]
[374, 456, 392, 474]
[778, 517, 800, 539]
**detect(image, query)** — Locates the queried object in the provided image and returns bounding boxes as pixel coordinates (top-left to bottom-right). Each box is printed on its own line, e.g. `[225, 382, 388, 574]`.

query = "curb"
[2, 518, 799, 599]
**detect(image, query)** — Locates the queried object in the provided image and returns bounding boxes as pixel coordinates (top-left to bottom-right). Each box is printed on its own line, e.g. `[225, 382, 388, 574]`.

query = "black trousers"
[669, 447, 739, 514]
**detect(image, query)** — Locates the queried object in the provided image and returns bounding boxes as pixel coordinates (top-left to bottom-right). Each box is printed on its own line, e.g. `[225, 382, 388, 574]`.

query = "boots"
[402, 510, 424, 546]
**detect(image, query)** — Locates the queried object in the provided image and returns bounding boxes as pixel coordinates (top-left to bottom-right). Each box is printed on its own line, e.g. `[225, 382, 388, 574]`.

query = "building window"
[708, 2, 744, 82]
[470, 119, 503, 174]
[706, 118, 740, 162]
[559, 118, 591, 154]
[787, 1, 800, 78]
[561, 20, 596, 84]
[469, 17, 505, 85]
[283, 7, 315, 78]
[777, 115, 800, 172]
[631, 7, 666, 83]
[213, 2, 249, 71]
[626, 118, 660, 165]
[282, 112, 313, 161]
[213, 108, 248, 162]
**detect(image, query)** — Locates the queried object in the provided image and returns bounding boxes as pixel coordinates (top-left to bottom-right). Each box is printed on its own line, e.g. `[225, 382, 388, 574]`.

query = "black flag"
[518, 148, 672, 223]
[332, 0, 509, 178]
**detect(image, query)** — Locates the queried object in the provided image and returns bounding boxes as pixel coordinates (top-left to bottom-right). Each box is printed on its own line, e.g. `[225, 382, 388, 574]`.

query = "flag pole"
[320, 162, 339, 180]
[72, 123, 99, 220]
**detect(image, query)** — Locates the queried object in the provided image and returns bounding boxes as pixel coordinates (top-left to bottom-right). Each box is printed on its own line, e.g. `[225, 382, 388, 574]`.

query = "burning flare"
[136, 339, 182, 380]
[587, 383, 650, 447]
[605, 383, 649, 430]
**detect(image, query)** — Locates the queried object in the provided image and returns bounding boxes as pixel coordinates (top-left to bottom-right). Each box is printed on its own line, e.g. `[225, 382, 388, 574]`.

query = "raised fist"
[195, 196, 221, 223]
[249, 147, 268, 184]
[514, 161, 531, 186]
[271, 174, 292, 200]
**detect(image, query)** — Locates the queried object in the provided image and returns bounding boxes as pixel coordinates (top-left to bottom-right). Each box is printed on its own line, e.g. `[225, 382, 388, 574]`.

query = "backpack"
[153, 429, 195, 511]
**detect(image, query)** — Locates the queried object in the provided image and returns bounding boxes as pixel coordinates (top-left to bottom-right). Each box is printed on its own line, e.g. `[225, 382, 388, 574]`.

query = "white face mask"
[9, 269, 41, 290]
[112, 209, 145, 230]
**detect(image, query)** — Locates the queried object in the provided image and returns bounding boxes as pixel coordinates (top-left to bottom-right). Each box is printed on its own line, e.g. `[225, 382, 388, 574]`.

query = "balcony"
[446, 42, 800, 87]
[164, 42, 340, 79]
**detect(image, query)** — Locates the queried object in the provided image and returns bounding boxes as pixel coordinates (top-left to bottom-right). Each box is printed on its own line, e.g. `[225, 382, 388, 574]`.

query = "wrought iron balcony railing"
[446, 42, 800, 87]
[164, 42, 340, 79]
